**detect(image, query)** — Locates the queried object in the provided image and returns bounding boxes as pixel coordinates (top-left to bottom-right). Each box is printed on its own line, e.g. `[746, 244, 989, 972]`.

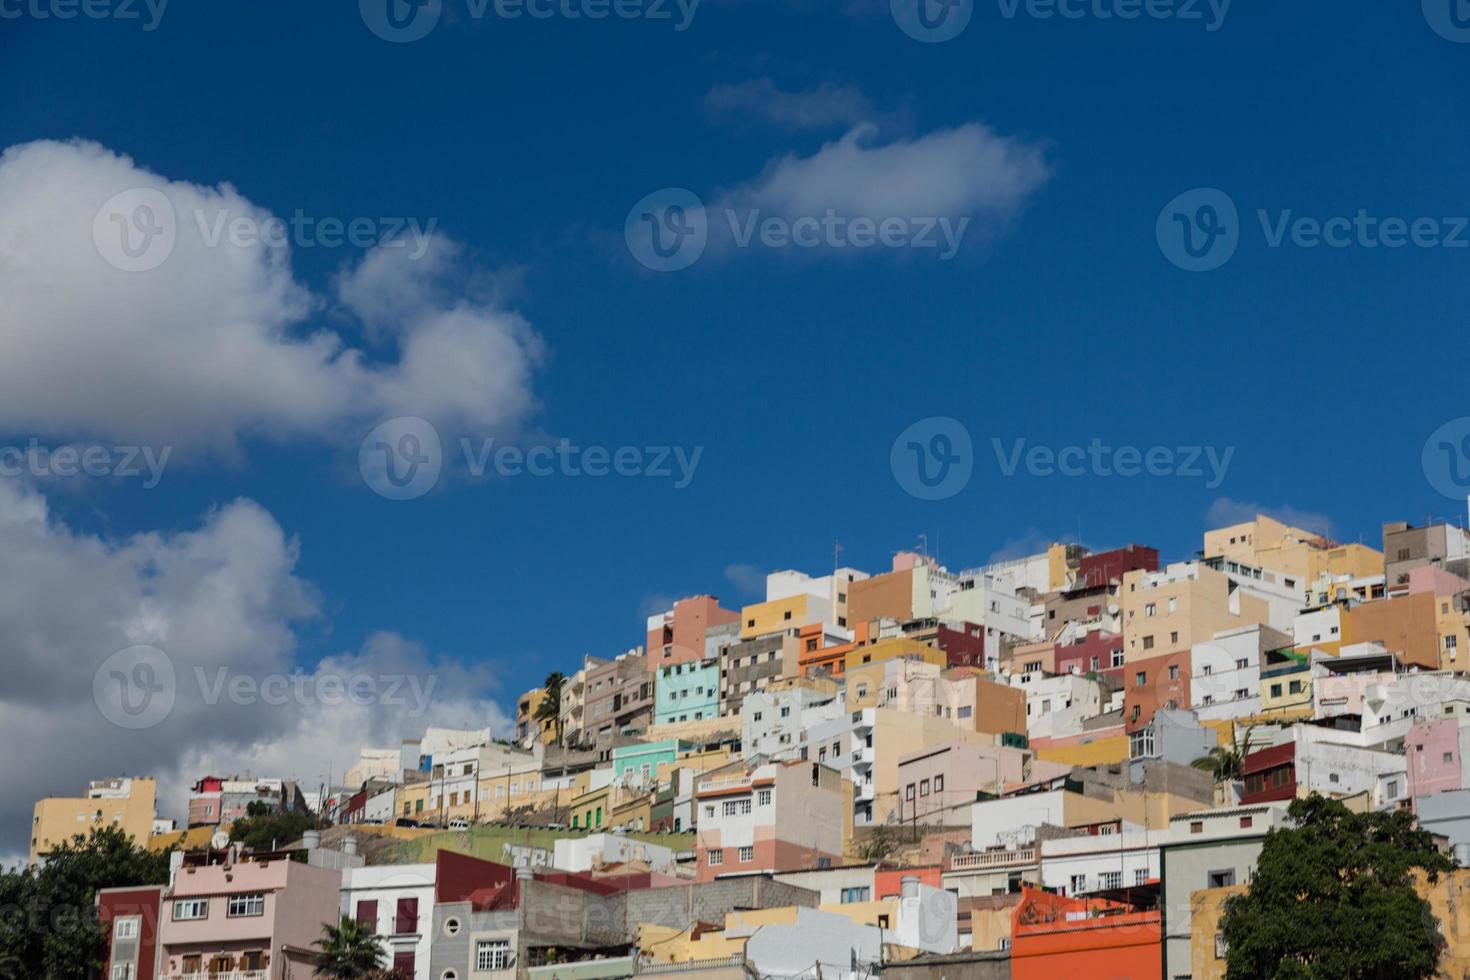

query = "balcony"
[945, 847, 1037, 873]
[165, 973, 269, 980]
[856, 782, 875, 800]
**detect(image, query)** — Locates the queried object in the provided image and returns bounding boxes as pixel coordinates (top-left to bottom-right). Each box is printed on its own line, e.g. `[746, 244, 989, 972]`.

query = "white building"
[971, 790, 1067, 851]
[742, 684, 840, 760]
[364, 785, 398, 824]
[1190, 624, 1288, 721]
[1009, 673, 1104, 739]
[552, 832, 678, 876]
[1039, 830, 1159, 895]
[340, 864, 436, 980]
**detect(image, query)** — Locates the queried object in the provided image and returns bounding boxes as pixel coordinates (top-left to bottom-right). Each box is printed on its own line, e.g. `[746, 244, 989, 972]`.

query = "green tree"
[0, 825, 170, 979]
[229, 805, 321, 851]
[535, 671, 566, 746]
[1221, 794, 1453, 979]
[313, 914, 388, 979]
[1192, 727, 1252, 786]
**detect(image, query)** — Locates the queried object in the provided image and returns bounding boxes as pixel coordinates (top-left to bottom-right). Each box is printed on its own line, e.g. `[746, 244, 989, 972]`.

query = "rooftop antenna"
[833, 539, 843, 572]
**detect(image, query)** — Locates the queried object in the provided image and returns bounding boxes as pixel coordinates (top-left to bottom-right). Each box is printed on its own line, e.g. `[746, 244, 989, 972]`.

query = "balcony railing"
[164, 972, 269, 980]
[946, 847, 1037, 872]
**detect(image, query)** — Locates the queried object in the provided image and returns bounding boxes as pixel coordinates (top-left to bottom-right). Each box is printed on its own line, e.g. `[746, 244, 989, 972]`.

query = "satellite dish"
[211, 832, 230, 850]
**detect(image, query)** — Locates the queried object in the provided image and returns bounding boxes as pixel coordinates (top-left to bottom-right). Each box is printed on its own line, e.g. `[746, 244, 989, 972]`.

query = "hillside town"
[30, 513, 1470, 980]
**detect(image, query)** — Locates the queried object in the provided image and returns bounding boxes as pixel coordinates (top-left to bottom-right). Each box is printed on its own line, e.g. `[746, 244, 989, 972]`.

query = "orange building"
[1011, 886, 1161, 980]
[875, 865, 942, 899]
[1341, 592, 1441, 669]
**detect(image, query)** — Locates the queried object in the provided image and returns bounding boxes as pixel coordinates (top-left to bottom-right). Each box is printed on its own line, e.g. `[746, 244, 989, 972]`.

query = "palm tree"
[535, 671, 566, 746]
[1192, 725, 1254, 787]
[313, 915, 386, 979]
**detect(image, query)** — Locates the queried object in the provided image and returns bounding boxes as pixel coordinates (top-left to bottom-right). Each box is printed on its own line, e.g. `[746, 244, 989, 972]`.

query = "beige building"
[31, 777, 157, 865]
[1122, 563, 1275, 663]
[1205, 513, 1383, 586]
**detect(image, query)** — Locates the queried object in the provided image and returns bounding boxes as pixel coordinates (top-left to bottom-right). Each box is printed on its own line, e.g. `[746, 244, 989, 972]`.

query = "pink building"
[646, 595, 740, 670]
[158, 853, 342, 979]
[895, 742, 1027, 826]
[694, 760, 847, 883]
[1407, 718, 1469, 806]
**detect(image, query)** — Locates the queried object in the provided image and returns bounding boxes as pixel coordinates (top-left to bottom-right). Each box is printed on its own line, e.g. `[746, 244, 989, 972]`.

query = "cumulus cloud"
[703, 79, 889, 132]
[1206, 498, 1334, 538]
[701, 121, 1051, 258]
[0, 139, 543, 456]
[0, 481, 511, 858]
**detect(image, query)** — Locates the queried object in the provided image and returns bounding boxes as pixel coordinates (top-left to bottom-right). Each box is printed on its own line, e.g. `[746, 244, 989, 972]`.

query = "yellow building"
[516, 687, 557, 745]
[31, 777, 157, 865]
[569, 783, 610, 831]
[1258, 657, 1313, 718]
[741, 594, 820, 640]
[844, 636, 946, 675]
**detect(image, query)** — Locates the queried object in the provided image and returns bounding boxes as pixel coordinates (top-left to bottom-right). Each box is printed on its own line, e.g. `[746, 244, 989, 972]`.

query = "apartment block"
[647, 595, 741, 670]
[694, 760, 848, 882]
[31, 776, 157, 865]
[654, 657, 720, 725]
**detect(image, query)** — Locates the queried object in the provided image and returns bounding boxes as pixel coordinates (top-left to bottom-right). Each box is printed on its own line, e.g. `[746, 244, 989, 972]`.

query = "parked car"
[447, 818, 470, 830]
[394, 817, 419, 828]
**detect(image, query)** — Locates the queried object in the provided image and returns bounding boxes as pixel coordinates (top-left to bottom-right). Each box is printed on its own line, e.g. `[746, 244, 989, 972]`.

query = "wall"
[30, 777, 157, 864]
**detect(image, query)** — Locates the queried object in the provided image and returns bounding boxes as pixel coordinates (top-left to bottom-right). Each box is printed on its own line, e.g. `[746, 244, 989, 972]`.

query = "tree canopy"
[1221, 794, 1454, 980]
[0, 826, 170, 979]
[229, 802, 321, 851]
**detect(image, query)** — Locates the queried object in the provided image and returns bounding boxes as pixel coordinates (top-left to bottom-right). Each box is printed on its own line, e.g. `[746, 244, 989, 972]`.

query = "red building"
[1241, 743, 1297, 804]
[936, 622, 986, 668]
[96, 885, 164, 980]
[1011, 885, 1161, 980]
[1077, 545, 1159, 589]
[1053, 629, 1125, 681]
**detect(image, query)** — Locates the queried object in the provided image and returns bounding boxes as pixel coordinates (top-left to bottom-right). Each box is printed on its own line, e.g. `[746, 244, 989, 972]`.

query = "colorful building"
[695, 760, 848, 882]
[30, 776, 157, 865]
[654, 659, 720, 725]
[1010, 885, 1161, 980]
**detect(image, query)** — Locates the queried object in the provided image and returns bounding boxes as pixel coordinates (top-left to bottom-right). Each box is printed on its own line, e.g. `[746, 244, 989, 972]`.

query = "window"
[227, 893, 264, 918]
[1112, 650, 1125, 668]
[934, 774, 944, 792]
[722, 798, 752, 816]
[1190, 821, 1204, 834]
[1099, 871, 1122, 889]
[475, 940, 513, 972]
[1135, 672, 1147, 688]
[738, 845, 754, 862]
[1288, 680, 1302, 695]
[906, 784, 916, 801]
[1239, 816, 1253, 829]
[443, 917, 462, 937]
[173, 899, 208, 921]
[708, 848, 724, 865]
[758, 789, 772, 806]
[1069, 874, 1086, 894]
[1170, 631, 1179, 645]
[1270, 684, 1283, 698]
[1207, 870, 1236, 888]
[113, 917, 140, 940]
[1168, 664, 1179, 680]
[1145, 602, 1156, 617]
[1134, 869, 1148, 885]
[841, 886, 871, 903]
[958, 706, 971, 718]
[1446, 752, 1456, 764]
[395, 896, 419, 934]
[920, 778, 930, 797]
[1143, 635, 1155, 650]
[110, 967, 132, 980]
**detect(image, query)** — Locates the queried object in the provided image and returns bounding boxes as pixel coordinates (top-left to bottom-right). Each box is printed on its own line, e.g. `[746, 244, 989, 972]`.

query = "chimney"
[900, 875, 921, 900]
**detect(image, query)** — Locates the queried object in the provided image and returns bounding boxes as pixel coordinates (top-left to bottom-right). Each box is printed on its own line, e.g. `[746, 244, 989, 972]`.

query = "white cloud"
[705, 121, 1050, 256]
[0, 139, 543, 456]
[703, 79, 886, 132]
[723, 562, 768, 595]
[0, 481, 511, 856]
[1206, 498, 1334, 538]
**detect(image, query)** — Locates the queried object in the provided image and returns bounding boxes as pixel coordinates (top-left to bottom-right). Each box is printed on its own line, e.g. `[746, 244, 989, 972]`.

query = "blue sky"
[1, 0, 1468, 838]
